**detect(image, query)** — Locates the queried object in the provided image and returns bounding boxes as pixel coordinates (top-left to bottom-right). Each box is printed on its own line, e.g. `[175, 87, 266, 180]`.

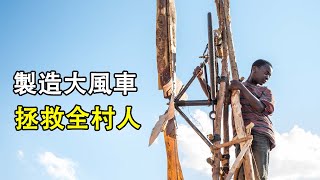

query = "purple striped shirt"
[240, 81, 276, 150]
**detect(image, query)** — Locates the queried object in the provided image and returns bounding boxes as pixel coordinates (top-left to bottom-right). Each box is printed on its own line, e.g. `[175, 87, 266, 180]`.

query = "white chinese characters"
[13, 70, 137, 96]
[13, 71, 37, 95]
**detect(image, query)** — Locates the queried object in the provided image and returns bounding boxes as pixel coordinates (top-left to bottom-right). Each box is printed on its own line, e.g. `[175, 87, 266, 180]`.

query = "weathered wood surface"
[211, 30, 229, 180]
[155, 0, 184, 179]
[149, 81, 187, 147]
[225, 138, 253, 180]
[222, 73, 230, 178]
[219, 0, 255, 179]
[212, 135, 253, 150]
[212, 0, 231, 178]
[164, 119, 184, 180]
[156, 0, 176, 98]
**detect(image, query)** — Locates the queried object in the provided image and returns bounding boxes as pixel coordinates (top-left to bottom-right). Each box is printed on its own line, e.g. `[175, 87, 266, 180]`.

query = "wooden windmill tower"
[150, 0, 256, 179]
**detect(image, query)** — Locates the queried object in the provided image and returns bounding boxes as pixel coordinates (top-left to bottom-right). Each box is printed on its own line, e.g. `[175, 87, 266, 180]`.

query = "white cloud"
[176, 109, 213, 175]
[17, 150, 24, 160]
[269, 126, 320, 180]
[38, 152, 77, 180]
[177, 109, 320, 179]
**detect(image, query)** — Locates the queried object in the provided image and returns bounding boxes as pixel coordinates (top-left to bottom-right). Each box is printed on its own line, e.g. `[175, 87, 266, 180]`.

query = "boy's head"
[250, 59, 273, 85]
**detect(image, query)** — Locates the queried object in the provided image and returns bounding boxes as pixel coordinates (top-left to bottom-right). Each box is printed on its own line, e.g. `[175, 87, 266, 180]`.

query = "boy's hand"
[193, 66, 203, 78]
[229, 80, 243, 90]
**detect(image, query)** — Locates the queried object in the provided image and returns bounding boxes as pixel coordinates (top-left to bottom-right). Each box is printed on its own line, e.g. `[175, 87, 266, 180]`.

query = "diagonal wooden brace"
[225, 138, 253, 180]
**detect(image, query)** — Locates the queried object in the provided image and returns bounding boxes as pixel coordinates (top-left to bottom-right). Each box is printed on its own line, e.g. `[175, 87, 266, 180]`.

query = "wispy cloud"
[17, 150, 24, 160]
[38, 152, 77, 180]
[177, 109, 320, 179]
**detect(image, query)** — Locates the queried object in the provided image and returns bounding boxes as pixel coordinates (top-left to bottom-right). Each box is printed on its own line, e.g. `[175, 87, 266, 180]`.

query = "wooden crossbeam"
[211, 135, 253, 150]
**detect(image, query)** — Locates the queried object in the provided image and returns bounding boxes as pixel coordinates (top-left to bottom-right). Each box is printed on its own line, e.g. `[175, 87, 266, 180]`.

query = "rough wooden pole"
[164, 120, 184, 180]
[222, 74, 230, 177]
[212, 0, 230, 178]
[156, 0, 184, 179]
[167, 0, 184, 179]
[208, 13, 223, 180]
[220, 0, 255, 179]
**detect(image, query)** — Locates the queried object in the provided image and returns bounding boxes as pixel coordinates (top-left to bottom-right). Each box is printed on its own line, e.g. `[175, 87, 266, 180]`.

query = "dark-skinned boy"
[194, 59, 275, 180]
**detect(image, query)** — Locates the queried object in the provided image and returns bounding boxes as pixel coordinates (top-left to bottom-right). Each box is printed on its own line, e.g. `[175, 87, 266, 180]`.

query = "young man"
[194, 59, 275, 180]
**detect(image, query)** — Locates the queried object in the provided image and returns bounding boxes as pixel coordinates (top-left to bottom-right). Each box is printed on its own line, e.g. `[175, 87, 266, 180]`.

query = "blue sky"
[1, 0, 320, 179]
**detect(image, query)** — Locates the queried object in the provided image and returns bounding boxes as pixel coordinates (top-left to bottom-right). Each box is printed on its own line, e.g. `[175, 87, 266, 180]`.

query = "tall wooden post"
[156, 0, 184, 179]
[222, 74, 230, 178]
[210, 10, 230, 180]
[219, 0, 255, 179]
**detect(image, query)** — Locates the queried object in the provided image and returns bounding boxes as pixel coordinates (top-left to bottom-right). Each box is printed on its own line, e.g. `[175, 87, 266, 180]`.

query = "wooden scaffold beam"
[218, 0, 255, 179]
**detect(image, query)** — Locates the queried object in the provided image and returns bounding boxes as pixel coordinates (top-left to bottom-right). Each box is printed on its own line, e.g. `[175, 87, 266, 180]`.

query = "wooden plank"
[164, 119, 184, 180]
[212, 135, 253, 150]
[225, 138, 253, 180]
[208, 12, 222, 179]
[211, 34, 228, 179]
[219, 0, 255, 179]
[213, 1, 231, 178]
[156, 0, 184, 179]
[222, 73, 230, 177]
[156, 0, 176, 98]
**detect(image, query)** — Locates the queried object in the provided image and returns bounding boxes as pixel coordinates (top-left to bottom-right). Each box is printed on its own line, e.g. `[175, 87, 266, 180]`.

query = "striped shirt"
[240, 81, 276, 150]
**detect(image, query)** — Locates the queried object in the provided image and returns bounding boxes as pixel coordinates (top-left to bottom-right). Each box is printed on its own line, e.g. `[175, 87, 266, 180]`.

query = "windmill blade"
[149, 77, 187, 147]
[162, 78, 188, 101]
[149, 97, 175, 146]
[152, 0, 184, 179]
[156, 0, 176, 98]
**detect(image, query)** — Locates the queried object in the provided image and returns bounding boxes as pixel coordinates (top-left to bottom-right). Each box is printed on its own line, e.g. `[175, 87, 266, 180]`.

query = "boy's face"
[252, 64, 273, 85]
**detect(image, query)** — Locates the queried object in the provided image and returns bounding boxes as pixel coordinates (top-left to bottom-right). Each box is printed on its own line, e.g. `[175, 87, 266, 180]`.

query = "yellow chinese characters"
[15, 106, 39, 130]
[14, 105, 141, 131]
[116, 106, 141, 130]
[90, 105, 116, 131]
[40, 105, 65, 131]
[66, 105, 89, 130]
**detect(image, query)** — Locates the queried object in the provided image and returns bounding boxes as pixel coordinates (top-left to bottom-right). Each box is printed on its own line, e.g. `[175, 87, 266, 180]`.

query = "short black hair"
[252, 59, 273, 68]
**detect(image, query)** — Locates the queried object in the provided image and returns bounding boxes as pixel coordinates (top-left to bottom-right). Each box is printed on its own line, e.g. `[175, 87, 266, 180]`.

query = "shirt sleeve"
[260, 88, 275, 115]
